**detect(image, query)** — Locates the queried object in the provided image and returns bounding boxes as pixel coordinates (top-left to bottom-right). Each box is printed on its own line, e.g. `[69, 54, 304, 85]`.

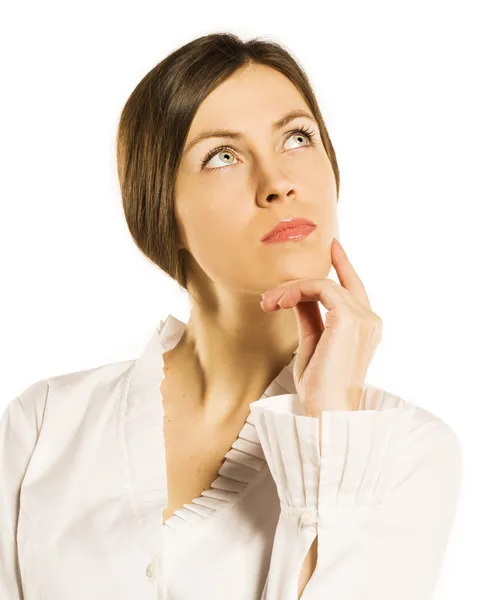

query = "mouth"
[260, 217, 316, 242]
[260, 224, 316, 244]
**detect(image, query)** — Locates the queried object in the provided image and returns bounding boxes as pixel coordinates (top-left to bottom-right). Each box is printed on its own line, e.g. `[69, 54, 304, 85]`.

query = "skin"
[171, 62, 339, 427]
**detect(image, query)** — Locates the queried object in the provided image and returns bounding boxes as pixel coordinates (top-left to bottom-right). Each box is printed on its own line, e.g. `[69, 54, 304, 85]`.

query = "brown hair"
[116, 33, 340, 292]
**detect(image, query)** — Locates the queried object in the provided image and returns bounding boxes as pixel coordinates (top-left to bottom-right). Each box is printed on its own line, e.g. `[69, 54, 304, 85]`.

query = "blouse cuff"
[248, 392, 415, 521]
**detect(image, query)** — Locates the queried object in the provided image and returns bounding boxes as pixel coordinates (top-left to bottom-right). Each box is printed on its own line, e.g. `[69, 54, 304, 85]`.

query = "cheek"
[182, 202, 244, 258]
[184, 207, 263, 283]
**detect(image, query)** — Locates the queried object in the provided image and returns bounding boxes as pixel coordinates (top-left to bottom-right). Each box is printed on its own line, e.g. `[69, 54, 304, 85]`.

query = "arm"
[0, 380, 49, 599]
[249, 391, 463, 600]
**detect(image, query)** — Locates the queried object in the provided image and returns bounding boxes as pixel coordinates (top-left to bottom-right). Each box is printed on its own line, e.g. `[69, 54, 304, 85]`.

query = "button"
[145, 562, 156, 580]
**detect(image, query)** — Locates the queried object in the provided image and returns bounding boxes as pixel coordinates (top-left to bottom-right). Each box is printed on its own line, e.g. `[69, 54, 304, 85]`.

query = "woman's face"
[175, 63, 339, 302]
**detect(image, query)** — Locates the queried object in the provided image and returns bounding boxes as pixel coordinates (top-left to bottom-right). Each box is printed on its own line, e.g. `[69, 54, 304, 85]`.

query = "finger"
[292, 297, 325, 343]
[262, 277, 335, 306]
[266, 278, 347, 312]
[332, 239, 371, 310]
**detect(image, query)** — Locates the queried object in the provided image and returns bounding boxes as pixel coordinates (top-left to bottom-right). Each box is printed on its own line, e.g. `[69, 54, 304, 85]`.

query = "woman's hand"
[260, 238, 382, 417]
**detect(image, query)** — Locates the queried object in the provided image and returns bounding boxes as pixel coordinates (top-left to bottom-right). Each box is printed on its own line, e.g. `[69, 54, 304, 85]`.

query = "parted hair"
[116, 33, 340, 291]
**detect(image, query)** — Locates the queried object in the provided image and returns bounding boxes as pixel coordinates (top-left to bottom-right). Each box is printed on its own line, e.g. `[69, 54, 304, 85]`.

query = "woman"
[0, 33, 462, 600]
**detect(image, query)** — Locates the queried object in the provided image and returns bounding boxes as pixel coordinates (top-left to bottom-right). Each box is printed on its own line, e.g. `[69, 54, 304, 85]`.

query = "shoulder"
[44, 358, 135, 404]
[1, 359, 135, 444]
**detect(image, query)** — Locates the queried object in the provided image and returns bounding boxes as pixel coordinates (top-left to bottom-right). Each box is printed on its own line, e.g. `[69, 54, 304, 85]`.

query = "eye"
[200, 124, 317, 171]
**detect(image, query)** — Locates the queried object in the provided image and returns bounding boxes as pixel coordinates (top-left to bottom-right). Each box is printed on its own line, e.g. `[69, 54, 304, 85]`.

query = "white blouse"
[0, 313, 463, 599]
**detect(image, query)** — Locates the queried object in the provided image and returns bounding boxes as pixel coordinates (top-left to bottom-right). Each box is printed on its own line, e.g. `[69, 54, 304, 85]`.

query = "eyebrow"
[183, 109, 317, 156]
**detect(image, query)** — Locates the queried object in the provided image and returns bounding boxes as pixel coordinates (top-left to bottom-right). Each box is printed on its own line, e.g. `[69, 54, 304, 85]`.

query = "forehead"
[186, 65, 310, 137]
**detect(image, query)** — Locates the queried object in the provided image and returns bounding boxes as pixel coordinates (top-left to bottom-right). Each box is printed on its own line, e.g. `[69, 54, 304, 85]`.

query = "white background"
[1, 1, 478, 597]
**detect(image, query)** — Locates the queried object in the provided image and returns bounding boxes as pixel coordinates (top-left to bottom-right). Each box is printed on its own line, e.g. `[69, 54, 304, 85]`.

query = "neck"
[166, 306, 299, 425]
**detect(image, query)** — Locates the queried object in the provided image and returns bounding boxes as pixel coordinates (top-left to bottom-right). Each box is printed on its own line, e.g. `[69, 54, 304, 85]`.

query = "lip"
[261, 225, 315, 244]
[260, 217, 317, 242]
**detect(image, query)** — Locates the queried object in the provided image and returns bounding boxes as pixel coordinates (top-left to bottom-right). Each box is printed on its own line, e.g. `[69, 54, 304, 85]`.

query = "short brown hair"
[116, 33, 340, 291]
